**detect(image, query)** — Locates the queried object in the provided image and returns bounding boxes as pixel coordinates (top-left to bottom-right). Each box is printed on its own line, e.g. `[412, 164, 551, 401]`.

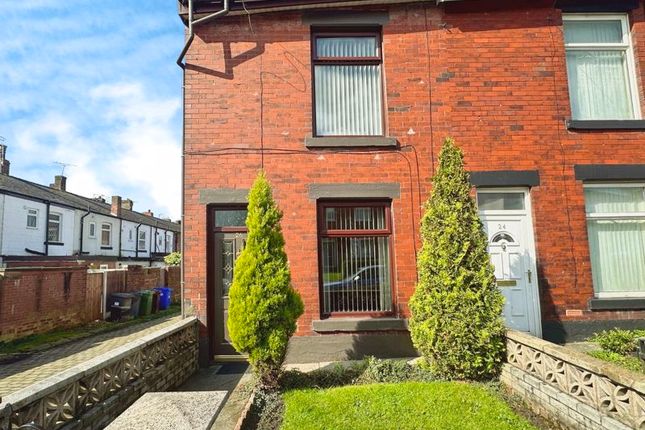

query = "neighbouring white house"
[0, 145, 179, 265]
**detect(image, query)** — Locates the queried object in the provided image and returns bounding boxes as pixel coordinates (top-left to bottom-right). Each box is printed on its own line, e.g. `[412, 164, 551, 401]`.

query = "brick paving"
[0, 315, 182, 397]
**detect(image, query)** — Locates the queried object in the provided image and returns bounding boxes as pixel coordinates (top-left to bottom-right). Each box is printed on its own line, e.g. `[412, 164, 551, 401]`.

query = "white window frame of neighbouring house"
[48, 212, 62, 242]
[562, 14, 641, 120]
[101, 223, 112, 247]
[138, 230, 147, 251]
[26, 208, 38, 229]
[583, 183, 645, 298]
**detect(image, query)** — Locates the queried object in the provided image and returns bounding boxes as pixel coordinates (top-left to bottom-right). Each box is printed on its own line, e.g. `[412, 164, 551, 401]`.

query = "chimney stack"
[111, 196, 122, 217]
[0, 144, 10, 175]
[50, 175, 67, 191]
[121, 198, 133, 211]
[143, 209, 154, 217]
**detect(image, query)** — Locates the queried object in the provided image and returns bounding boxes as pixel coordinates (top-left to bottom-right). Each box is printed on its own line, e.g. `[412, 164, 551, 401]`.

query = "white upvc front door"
[478, 188, 542, 338]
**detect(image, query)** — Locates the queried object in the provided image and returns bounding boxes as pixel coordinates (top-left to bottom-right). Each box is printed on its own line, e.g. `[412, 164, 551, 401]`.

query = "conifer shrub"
[409, 138, 506, 380]
[227, 172, 304, 388]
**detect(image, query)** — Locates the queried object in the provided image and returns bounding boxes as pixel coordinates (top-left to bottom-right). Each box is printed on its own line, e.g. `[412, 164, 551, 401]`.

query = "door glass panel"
[215, 209, 247, 227]
[221, 239, 235, 296]
[478, 193, 525, 211]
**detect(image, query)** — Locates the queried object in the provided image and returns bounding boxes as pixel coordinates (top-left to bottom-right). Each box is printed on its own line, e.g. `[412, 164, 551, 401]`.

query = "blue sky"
[0, 0, 184, 219]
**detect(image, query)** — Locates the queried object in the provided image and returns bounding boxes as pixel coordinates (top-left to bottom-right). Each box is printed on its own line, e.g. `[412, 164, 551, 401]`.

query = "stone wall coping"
[1, 317, 198, 408]
[507, 330, 645, 394]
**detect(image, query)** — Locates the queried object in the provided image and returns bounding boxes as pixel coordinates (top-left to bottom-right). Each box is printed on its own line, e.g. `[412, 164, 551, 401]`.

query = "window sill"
[100, 246, 113, 250]
[589, 297, 645, 311]
[312, 317, 407, 333]
[566, 119, 645, 131]
[46, 242, 64, 246]
[305, 136, 398, 148]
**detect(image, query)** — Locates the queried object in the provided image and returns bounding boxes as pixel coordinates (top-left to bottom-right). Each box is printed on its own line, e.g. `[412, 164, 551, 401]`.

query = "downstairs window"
[318, 201, 393, 315]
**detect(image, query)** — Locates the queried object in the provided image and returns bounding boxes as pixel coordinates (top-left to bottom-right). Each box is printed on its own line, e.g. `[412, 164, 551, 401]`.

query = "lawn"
[281, 381, 537, 430]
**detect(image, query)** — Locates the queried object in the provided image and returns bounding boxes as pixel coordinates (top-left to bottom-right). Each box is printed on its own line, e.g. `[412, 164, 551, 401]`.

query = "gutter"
[176, 0, 230, 68]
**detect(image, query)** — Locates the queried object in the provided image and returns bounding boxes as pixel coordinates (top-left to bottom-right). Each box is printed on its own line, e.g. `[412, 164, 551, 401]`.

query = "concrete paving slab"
[106, 391, 227, 430]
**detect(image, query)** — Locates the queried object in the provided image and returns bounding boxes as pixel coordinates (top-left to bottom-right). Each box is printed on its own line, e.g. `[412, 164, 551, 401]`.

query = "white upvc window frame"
[88, 222, 96, 239]
[26, 208, 38, 229]
[101, 223, 112, 247]
[583, 182, 645, 298]
[562, 13, 641, 120]
[48, 212, 62, 242]
[138, 230, 147, 251]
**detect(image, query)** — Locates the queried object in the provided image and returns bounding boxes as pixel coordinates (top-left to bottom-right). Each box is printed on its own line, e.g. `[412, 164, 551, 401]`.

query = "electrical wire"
[548, 14, 579, 293]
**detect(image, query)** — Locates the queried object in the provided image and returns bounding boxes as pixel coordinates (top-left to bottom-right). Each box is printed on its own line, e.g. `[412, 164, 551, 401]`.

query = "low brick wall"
[0, 266, 91, 341]
[0, 265, 181, 342]
[0, 317, 199, 430]
[502, 330, 645, 430]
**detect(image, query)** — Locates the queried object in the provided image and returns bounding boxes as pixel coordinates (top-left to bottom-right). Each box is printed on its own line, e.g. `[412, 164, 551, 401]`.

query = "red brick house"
[177, 0, 645, 362]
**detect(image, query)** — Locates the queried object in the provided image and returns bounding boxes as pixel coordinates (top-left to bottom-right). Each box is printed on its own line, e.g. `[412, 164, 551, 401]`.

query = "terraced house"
[177, 0, 645, 362]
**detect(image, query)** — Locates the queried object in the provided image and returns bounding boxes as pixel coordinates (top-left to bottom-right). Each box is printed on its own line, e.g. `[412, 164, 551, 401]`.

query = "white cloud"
[0, 1, 184, 220]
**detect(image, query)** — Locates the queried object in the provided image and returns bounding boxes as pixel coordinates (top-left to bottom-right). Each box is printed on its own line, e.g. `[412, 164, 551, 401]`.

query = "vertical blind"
[563, 19, 635, 120]
[321, 205, 392, 313]
[585, 187, 645, 294]
[314, 36, 383, 136]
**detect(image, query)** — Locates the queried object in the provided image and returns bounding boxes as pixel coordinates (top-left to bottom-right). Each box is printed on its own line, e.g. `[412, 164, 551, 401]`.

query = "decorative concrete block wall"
[502, 330, 645, 430]
[0, 317, 199, 430]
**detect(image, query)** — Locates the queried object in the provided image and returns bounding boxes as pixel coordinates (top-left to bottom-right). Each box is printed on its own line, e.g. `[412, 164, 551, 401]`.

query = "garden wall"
[0, 266, 91, 341]
[0, 317, 198, 430]
[0, 265, 181, 342]
[502, 330, 645, 430]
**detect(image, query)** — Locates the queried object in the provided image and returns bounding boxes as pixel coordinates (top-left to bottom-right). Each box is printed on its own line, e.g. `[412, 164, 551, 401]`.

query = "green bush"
[356, 356, 435, 384]
[227, 172, 304, 388]
[408, 138, 506, 381]
[590, 329, 645, 355]
[280, 362, 366, 391]
[164, 251, 181, 266]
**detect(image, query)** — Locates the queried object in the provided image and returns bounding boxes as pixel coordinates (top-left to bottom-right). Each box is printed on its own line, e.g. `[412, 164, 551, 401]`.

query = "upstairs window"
[26, 208, 38, 228]
[101, 223, 112, 246]
[48, 213, 61, 242]
[584, 184, 645, 296]
[312, 30, 383, 136]
[563, 14, 640, 120]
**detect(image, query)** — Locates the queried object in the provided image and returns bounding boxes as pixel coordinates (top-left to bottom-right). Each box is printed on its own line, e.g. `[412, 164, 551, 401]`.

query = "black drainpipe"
[44, 201, 51, 256]
[118, 218, 123, 259]
[135, 223, 142, 258]
[79, 207, 91, 256]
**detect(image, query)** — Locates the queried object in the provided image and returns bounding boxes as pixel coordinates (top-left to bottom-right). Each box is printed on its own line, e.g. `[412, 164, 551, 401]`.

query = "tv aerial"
[53, 161, 76, 176]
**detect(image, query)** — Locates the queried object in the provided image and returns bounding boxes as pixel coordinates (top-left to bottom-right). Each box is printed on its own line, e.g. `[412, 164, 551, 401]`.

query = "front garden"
[238, 358, 554, 430]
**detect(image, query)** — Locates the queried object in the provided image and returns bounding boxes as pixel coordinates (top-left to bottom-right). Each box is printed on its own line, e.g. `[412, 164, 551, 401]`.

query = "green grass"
[588, 350, 645, 374]
[281, 381, 537, 430]
[0, 304, 180, 355]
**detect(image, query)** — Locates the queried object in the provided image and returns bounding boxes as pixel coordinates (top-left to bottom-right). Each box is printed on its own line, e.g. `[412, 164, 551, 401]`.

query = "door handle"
[527, 269, 532, 284]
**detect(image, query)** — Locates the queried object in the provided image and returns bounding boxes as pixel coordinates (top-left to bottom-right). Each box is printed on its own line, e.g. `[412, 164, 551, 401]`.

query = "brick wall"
[0, 265, 180, 342]
[0, 266, 94, 341]
[183, 1, 645, 343]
